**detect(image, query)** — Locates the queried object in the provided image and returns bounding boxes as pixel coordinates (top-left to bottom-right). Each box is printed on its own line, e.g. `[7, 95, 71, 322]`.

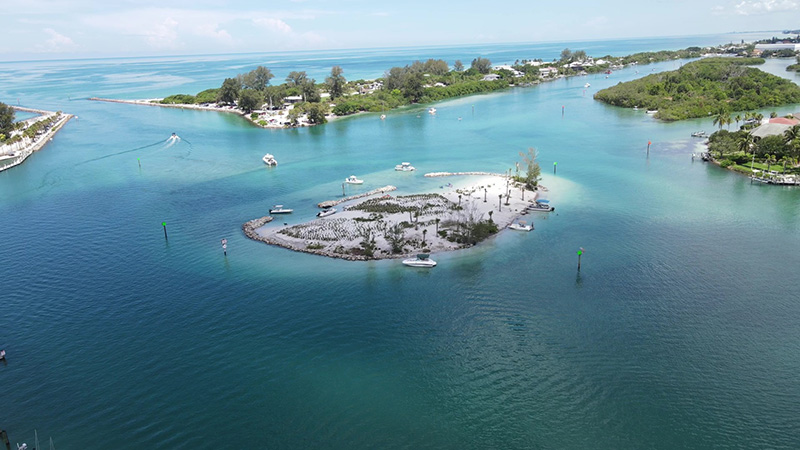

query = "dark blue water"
[2, 34, 800, 449]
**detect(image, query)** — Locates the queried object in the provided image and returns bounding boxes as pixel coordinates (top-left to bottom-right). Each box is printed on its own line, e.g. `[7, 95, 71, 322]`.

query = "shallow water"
[1, 33, 800, 449]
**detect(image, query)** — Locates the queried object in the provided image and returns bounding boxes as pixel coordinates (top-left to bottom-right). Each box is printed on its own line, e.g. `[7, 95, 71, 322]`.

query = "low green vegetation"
[0, 102, 14, 141]
[787, 56, 800, 72]
[594, 58, 800, 120]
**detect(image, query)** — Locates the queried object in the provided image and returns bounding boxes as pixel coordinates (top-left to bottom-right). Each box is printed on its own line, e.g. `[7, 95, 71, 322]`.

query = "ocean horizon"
[1, 33, 800, 449]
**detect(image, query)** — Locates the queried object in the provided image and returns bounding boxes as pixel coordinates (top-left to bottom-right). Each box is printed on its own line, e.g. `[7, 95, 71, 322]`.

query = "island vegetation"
[593, 58, 800, 120]
[134, 42, 763, 128]
[787, 55, 800, 72]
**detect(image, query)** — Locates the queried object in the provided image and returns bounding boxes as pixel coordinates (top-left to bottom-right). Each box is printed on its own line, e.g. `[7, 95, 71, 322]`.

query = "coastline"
[0, 108, 73, 172]
[242, 174, 549, 261]
[88, 97, 331, 129]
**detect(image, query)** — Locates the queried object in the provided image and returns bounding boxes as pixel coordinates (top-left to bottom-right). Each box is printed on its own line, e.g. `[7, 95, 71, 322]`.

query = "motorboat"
[380, 114, 386, 120]
[527, 200, 554, 212]
[428, 107, 437, 115]
[508, 221, 533, 231]
[584, 83, 591, 88]
[402, 253, 437, 268]
[691, 131, 707, 138]
[646, 110, 658, 115]
[395, 162, 415, 171]
[269, 205, 293, 214]
[262, 153, 278, 166]
[316, 207, 336, 218]
[345, 175, 364, 184]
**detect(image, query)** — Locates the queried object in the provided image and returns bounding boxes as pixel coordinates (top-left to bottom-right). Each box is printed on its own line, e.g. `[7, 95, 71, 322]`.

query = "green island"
[787, 55, 800, 72]
[593, 58, 800, 120]
[91, 42, 765, 128]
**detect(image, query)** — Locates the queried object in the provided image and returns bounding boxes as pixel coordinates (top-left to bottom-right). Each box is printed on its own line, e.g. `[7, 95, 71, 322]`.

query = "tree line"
[594, 58, 800, 120]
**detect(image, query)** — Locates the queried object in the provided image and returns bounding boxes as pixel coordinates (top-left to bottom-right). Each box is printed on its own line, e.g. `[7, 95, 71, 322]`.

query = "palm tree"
[735, 114, 741, 129]
[435, 218, 440, 233]
[765, 154, 777, 174]
[488, 211, 493, 223]
[784, 125, 800, 145]
[712, 111, 731, 130]
[780, 156, 790, 174]
[738, 132, 754, 155]
[422, 229, 427, 245]
[755, 113, 764, 123]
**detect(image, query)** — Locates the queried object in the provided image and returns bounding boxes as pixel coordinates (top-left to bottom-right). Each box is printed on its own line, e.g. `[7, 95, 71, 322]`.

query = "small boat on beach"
[508, 221, 533, 231]
[402, 253, 437, 268]
[691, 131, 707, 138]
[316, 207, 336, 218]
[395, 162, 415, 171]
[527, 200, 554, 212]
[262, 153, 278, 166]
[269, 205, 293, 214]
[345, 175, 364, 184]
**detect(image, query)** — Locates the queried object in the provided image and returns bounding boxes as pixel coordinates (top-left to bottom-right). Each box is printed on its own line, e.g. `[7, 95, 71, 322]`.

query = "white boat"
[316, 207, 336, 218]
[380, 114, 386, 120]
[646, 110, 658, 115]
[527, 200, 554, 212]
[269, 205, 293, 214]
[584, 83, 591, 88]
[691, 131, 707, 138]
[508, 221, 533, 231]
[395, 162, 415, 171]
[428, 107, 437, 115]
[345, 175, 364, 184]
[262, 153, 278, 166]
[402, 254, 437, 268]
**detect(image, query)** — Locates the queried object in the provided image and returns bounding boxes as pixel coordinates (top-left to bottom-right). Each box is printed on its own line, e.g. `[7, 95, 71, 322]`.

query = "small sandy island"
[242, 173, 553, 261]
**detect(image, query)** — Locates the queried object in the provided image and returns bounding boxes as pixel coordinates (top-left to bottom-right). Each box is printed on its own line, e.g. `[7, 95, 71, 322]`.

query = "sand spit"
[244, 174, 549, 261]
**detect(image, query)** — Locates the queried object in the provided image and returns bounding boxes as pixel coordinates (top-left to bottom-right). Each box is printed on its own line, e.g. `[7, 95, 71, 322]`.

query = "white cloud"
[145, 17, 180, 49]
[253, 17, 293, 34]
[35, 28, 76, 52]
[732, 0, 799, 14]
[194, 23, 234, 44]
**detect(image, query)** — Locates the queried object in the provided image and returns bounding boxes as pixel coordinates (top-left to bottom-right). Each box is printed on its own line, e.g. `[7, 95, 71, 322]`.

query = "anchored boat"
[345, 175, 364, 184]
[402, 253, 437, 268]
[269, 205, 293, 214]
[316, 207, 336, 218]
[395, 162, 415, 171]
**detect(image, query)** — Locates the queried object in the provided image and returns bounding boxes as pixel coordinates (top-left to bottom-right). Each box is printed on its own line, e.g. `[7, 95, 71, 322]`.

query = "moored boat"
[395, 162, 415, 171]
[345, 175, 364, 184]
[527, 200, 554, 212]
[316, 207, 336, 217]
[269, 205, 293, 214]
[508, 221, 533, 231]
[428, 107, 437, 115]
[402, 253, 437, 268]
[691, 131, 707, 138]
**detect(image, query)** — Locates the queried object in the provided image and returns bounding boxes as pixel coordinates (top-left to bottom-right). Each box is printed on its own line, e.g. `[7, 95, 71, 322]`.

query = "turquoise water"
[2, 34, 800, 449]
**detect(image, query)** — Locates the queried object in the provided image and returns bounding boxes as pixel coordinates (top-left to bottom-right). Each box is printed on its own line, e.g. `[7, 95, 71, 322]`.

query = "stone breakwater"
[424, 171, 505, 177]
[317, 185, 397, 208]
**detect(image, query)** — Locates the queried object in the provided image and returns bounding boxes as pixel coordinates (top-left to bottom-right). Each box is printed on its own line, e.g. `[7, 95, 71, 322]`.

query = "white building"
[755, 43, 800, 51]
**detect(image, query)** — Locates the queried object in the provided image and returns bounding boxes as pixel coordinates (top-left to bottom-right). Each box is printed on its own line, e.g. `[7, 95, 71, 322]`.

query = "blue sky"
[3, 0, 799, 59]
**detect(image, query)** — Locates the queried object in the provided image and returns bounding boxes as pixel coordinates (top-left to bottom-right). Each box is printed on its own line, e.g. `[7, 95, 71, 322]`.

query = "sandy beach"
[88, 97, 333, 129]
[243, 174, 551, 261]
